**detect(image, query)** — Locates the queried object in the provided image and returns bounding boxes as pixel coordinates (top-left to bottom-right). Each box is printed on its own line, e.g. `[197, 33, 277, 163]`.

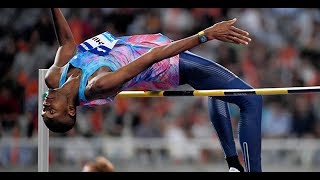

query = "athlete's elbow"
[91, 78, 121, 96]
[91, 79, 104, 92]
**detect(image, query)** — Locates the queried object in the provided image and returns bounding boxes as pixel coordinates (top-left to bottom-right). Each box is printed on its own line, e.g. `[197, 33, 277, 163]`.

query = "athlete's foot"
[228, 167, 241, 172]
[226, 155, 245, 172]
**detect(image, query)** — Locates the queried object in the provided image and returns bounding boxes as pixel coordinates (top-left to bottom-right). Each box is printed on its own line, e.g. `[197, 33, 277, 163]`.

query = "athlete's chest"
[66, 65, 111, 83]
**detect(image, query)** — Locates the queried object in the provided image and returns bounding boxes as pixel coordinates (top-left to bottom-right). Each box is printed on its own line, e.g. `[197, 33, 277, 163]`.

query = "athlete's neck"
[59, 71, 81, 106]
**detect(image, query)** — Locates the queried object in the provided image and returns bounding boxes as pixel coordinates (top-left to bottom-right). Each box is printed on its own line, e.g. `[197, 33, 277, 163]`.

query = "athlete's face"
[41, 89, 69, 120]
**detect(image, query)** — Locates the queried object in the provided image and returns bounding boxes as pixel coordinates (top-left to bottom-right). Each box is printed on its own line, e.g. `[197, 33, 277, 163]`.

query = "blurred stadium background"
[1, 8, 320, 172]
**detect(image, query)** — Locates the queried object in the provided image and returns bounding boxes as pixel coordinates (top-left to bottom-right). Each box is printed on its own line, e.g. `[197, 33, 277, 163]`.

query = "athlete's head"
[41, 89, 77, 133]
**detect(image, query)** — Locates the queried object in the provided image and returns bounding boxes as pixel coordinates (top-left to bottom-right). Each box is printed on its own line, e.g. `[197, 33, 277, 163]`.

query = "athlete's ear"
[68, 105, 76, 116]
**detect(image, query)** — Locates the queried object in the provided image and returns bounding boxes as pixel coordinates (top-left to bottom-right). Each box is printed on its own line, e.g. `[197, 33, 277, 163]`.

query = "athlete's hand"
[204, 18, 251, 45]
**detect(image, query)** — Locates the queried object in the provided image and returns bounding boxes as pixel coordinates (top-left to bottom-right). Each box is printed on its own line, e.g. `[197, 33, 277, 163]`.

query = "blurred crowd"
[2, 8, 320, 168]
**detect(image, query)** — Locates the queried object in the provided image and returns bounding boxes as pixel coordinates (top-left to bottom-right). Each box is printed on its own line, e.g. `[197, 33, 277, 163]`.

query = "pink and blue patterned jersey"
[59, 32, 180, 106]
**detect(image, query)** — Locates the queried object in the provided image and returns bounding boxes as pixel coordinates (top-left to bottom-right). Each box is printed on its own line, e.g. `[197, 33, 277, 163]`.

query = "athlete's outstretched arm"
[45, 8, 77, 88]
[50, 8, 77, 67]
[91, 18, 251, 94]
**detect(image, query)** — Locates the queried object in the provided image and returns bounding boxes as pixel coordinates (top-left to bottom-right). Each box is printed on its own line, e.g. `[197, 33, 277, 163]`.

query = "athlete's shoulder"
[45, 65, 63, 89]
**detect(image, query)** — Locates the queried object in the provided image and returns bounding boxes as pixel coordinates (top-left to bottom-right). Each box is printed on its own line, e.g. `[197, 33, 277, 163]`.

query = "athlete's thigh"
[179, 51, 250, 90]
